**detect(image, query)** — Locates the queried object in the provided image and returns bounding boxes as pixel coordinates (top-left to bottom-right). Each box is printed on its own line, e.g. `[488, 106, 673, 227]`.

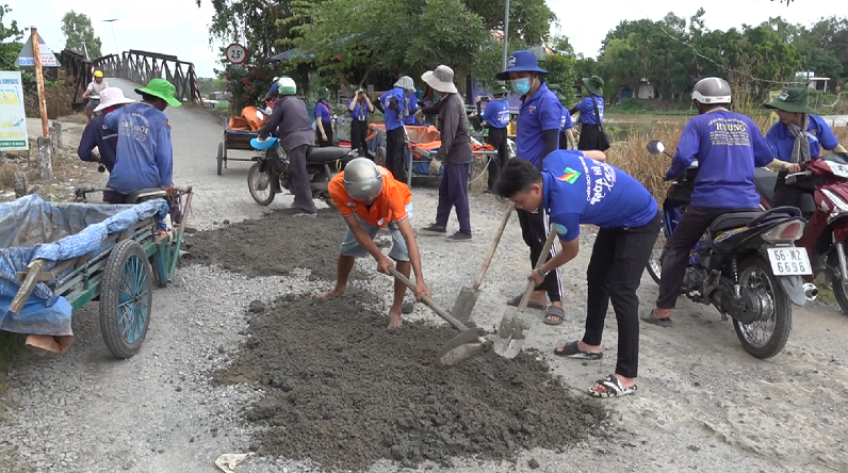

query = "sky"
[4, 0, 838, 79]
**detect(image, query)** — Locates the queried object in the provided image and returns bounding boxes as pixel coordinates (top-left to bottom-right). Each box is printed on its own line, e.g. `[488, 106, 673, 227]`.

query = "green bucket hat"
[316, 86, 330, 100]
[764, 88, 816, 114]
[547, 83, 568, 102]
[490, 81, 508, 95]
[582, 75, 604, 97]
[135, 78, 181, 107]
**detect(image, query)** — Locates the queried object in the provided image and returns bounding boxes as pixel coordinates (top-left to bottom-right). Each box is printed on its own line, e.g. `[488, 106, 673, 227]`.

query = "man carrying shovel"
[320, 158, 430, 329]
[494, 150, 661, 398]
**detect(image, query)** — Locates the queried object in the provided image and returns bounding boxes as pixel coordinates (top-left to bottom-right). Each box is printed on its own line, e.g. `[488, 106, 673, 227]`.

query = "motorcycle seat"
[708, 211, 763, 232]
[126, 188, 168, 203]
[754, 167, 777, 206]
[308, 147, 353, 163]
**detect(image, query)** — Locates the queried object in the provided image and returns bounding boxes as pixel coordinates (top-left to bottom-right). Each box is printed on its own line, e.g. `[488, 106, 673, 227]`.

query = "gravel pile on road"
[183, 208, 364, 281]
[214, 291, 606, 472]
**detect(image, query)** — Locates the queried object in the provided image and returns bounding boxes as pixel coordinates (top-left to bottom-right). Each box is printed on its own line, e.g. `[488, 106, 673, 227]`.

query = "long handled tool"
[388, 267, 491, 368]
[450, 201, 515, 324]
[492, 224, 562, 359]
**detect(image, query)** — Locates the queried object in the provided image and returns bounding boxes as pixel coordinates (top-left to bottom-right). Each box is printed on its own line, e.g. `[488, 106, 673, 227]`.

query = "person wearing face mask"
[495, 50, 567, 326]
[569, 75, 606, 151]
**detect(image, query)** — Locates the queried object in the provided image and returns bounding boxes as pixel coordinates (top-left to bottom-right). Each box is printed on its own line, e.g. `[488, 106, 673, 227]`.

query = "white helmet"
[691, 77, 732, 105]
[277, 76, 297, 96]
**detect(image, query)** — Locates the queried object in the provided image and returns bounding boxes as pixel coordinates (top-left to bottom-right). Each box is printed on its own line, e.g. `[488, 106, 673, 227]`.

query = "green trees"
[60, 11, 103, 59]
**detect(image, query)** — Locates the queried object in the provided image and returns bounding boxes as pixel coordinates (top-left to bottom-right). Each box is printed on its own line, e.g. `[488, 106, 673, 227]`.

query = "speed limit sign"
[225, 43, 248, 65]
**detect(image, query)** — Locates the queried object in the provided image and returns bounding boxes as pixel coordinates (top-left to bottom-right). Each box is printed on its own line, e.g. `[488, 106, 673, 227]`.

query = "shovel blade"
[449, 286, 478, 325]
[492, 313, 527, 359]
[436, 327, 488, 368]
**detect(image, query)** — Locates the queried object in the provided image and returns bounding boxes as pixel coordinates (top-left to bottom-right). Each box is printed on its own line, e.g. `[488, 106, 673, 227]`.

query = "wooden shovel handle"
[472, 201, 515, 290]
[387, 267, 469, 332]
[515, 224, 559, 312]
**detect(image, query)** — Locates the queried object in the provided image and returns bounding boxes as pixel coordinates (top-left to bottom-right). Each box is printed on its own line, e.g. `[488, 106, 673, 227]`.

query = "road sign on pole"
[16, 31, 60, 68]
[225, 43, 248, 65]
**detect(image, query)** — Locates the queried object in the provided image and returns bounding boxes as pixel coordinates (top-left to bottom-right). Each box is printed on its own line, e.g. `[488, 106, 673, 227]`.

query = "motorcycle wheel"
[732, 256, 792, 359]
[646, 219, 666, 285]
[827, 251, 848, 316]
[247, 163, 276, 206]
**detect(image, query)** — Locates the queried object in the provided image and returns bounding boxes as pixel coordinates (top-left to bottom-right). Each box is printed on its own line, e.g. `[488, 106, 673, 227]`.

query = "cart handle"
[8, 259, 47, 315]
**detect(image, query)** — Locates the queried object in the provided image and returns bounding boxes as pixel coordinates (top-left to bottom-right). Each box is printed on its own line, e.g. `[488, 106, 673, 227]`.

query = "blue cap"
[495, 50, 549, 80]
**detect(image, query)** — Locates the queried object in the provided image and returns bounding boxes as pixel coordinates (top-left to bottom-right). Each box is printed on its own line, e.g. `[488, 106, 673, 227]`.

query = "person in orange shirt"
[321, 158, 430, 329]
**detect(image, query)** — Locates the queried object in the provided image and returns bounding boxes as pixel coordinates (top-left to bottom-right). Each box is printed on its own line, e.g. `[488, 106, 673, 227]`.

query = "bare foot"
[387, 312, 402, 330]
[319, 288, 345, 299]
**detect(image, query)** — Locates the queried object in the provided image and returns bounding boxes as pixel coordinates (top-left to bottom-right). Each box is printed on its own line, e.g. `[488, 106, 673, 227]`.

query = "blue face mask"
[511, 78, 531, 95]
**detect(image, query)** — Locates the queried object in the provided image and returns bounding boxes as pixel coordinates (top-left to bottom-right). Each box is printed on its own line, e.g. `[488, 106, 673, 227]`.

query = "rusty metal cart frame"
[216, 116, 259, 176]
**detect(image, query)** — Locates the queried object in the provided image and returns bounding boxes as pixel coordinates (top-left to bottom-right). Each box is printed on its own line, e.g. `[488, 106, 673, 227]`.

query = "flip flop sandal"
[553, 341, 603, 360]
[543, 306, 565, 326]
[588, 374, 637, 398]
[640, 309, 673, 327]
[506, 294, 546, 311]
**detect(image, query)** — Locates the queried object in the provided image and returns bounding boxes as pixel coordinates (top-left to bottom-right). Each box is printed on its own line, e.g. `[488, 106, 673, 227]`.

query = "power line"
[620, 0, 807, 86]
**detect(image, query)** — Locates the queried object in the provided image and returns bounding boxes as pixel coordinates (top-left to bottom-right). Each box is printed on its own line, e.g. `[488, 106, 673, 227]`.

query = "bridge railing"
[59, 49, 93, 107]
[87, 50, 203, 104]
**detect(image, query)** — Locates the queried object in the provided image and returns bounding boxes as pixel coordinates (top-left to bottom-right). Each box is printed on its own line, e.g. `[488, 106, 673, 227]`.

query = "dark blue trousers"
[435, 162, 471, 235]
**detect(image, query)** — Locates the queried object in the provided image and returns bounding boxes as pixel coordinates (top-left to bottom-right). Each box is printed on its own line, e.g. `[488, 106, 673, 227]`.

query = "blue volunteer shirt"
[560, 110, 573, 131]
[349, 99, 370, 121]
[268, 83, 278, 96]
[403, 93, 420, 125]
[517, 83, 563, 166]
[104, 102, 174, 195]
[668, 108, 773, 209]
[315, 100, 332, 125]
[766, 114, 839, 161]
[542, 151, 657, 242]
[379, 87, 407, 131]
[77, 114, 118, 172]
[576, 95, 604, 125]
[481, 98, 509, 129]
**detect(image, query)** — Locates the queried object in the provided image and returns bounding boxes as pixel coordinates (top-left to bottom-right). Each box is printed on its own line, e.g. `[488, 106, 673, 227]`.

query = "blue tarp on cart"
[0, 195, 168, 337]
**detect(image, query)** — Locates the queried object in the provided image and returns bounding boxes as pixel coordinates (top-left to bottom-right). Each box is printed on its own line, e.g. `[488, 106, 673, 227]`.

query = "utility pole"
[103, 19, 119, 55]
[30, 27, 49, 137]
[502, 0, 510, 69]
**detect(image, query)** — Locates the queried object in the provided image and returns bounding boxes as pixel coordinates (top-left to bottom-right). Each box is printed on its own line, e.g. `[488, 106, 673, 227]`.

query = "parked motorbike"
[247, 137, 356, 206]
[757, 152, 848, 315]
[645, 140, 814, 359]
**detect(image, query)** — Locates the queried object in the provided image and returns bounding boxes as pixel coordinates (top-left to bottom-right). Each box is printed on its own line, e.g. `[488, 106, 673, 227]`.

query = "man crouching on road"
[320, 158, 430, 329]
[494, 151, 661, 398]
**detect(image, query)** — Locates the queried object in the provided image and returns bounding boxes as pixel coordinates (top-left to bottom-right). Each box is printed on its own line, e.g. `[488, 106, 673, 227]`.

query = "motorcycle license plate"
[828, 162, 848, 178]
[766, 247, 812, 276]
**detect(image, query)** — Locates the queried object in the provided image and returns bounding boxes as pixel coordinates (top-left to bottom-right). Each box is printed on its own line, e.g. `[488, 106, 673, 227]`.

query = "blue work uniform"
[766, 115, 839, 161]
[104, 102, 174, 195]
[516, 83, 562, 167]
[481, 99, 510, 129]
[403, 92, 420, 126]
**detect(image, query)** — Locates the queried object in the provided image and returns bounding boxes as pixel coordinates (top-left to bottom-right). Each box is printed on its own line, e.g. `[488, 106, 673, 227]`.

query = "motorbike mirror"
[646, 140, 665, 155]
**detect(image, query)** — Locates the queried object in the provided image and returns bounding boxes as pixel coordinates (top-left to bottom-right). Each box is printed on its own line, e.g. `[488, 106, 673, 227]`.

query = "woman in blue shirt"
[569, 75, 606, 151]
[478, 81, 511, 192]
[348, 88, 374, 157]
[314, 87, 334, 147]
[764, 87, 846, 208]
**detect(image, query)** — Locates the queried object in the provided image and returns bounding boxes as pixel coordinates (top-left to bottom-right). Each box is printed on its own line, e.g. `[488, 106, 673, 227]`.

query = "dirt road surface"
[1, 78, 847, 473]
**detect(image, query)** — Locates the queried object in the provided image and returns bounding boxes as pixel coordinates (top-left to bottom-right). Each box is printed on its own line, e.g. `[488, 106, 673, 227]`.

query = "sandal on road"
[640, 309, 673, 327]
[553, 341, 603, 360]
[588, 374, 637, 398]
[506, 294, 546, 311]
[543, 305, 565, 326]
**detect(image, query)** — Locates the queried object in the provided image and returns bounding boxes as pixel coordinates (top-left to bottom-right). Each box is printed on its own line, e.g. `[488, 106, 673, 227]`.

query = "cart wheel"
[100, 240, 153, 359]
[217, 143, 224, 176]
[247, 163, 276, 206]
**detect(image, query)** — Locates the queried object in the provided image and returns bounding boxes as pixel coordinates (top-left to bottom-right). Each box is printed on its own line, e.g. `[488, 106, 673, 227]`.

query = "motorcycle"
[248, 136, 356, 207]
[756, 152, 848, 315]
[645, 140, 814, 359]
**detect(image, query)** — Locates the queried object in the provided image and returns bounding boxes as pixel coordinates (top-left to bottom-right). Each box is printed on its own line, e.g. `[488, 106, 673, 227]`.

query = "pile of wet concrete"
[190, 209, 606, 471]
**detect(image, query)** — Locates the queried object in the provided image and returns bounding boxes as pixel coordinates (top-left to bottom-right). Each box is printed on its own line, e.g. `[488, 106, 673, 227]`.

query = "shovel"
[492, 224, 562, 359]
[450, 201, 515, 324]
[388, 267, 491, 368]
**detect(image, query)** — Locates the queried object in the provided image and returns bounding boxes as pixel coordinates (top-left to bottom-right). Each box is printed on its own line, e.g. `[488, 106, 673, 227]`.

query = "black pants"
[585, 211, 661, 379]
[350, 120, 369, 158]
[287, 145, 316, 214]
[316, 123, 334, 147]
[656, 205, 756, 309]
[772, 171, 815, 208]
[486, 127, 509, 191]
[517, 208, 563, 303]
[385, 127, 407, 183]
[578, 124, 602, 151]
[559, 131, 571, 150]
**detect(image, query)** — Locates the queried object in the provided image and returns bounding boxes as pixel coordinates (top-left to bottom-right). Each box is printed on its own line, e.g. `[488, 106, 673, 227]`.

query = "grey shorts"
[339, 205, 413, 262]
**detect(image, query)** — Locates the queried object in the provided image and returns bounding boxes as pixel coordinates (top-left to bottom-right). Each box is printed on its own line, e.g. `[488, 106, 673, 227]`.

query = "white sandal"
[588, 374, 637, 398]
